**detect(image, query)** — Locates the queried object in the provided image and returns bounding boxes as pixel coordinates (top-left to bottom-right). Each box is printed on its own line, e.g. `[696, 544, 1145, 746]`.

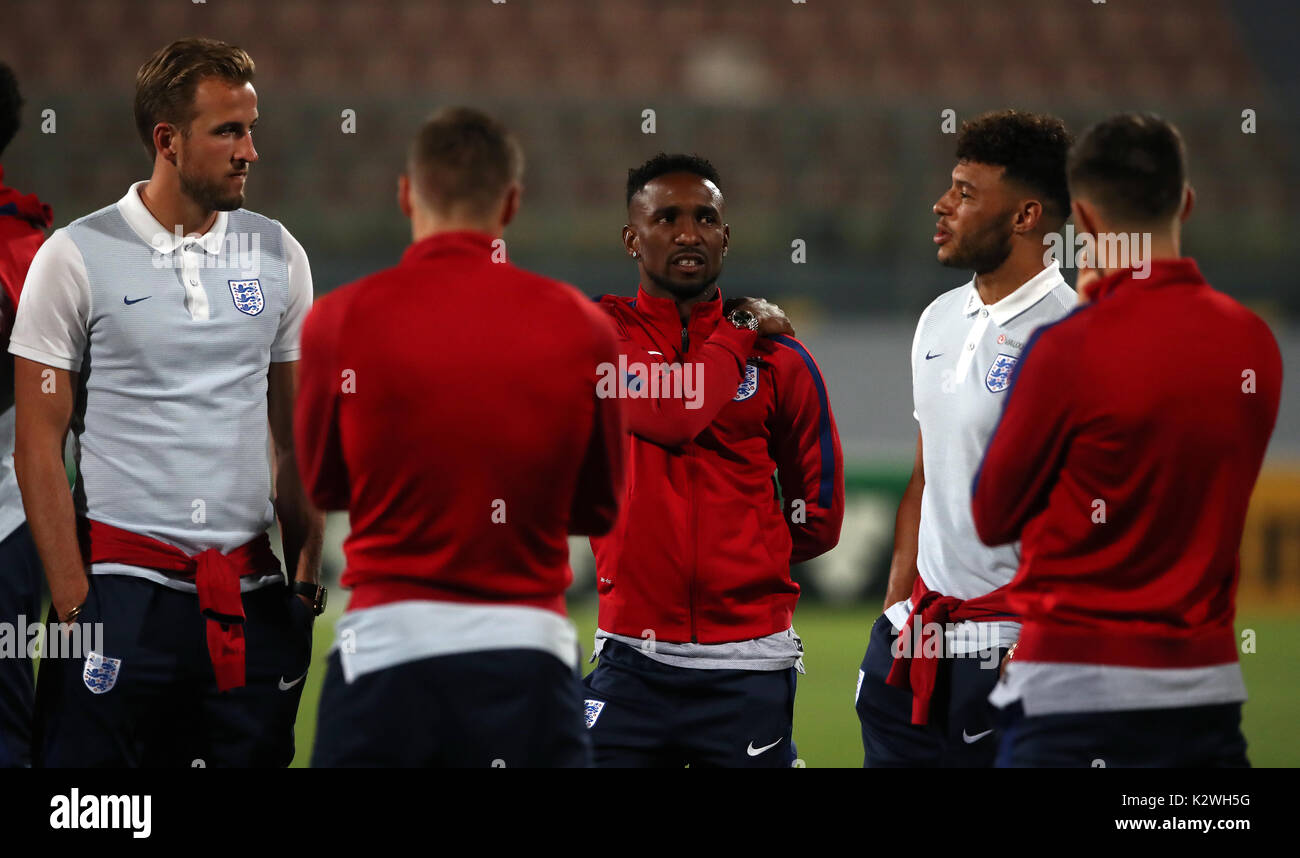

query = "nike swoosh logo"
[962, 728, 994, 744]
[925, 350, 943, 360]
[123, 295, 152, 305]
[747, 738, 782, 756]
[278, 671, 308, 691]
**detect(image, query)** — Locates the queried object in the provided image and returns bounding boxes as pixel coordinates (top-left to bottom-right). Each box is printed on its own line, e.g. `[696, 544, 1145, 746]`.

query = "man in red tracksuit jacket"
[582, 153, 845, 768]
[298, 108, 624, 767]
[973, 114, 1282, 767]
[0, 62, 51, 768]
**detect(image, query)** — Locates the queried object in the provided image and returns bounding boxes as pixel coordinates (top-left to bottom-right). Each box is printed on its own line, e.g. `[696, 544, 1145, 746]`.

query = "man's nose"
[236, 135, 259, 164]
[933, 193, 951, 216]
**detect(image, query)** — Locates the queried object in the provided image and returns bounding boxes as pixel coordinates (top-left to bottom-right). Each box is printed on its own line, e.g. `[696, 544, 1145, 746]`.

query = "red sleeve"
[293, 292, 350, 511]
[569, 301, 626, 536]
[603, 307, 758, 448]
[771, 336, 844, 564]
[971, 323, 1077, 546]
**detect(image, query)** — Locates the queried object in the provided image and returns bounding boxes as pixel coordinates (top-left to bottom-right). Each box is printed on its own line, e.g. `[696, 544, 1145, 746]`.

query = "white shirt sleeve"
[271, 223, 313, 362]
[7, 229, 91, 372]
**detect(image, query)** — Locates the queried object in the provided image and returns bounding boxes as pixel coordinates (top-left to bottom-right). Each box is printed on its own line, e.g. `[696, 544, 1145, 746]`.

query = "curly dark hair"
[0, 62, 23, 158]
[955, 110, 1072, 222]
[626, 153, 720, 207]
[1067, 113, 1186, 225]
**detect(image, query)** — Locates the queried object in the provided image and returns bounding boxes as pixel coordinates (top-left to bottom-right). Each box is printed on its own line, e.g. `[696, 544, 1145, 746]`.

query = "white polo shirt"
[885, 261, 1077, 652]
[8, 182, 312, 592]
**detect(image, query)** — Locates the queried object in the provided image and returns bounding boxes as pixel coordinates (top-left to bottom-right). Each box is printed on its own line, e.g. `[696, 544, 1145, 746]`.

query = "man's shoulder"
[756, 333, 829, 382]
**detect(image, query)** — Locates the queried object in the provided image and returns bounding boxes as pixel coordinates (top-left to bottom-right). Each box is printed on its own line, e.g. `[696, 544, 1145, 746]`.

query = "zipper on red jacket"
[681, 323, 698, 642]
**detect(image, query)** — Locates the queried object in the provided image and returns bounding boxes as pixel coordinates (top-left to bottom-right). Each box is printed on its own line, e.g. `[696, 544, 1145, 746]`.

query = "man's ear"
[398, 174, 413, 220]
[153, 123, 178, 167]
[1071, 198, 1100, 238]
[622, 224, 637, 258]
[499, 182, 521, 229]
[1179, 184, 1196, 224]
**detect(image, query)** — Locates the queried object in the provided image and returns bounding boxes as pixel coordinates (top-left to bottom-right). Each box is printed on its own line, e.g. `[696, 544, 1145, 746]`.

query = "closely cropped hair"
[627, 153, 720, 206]
[408, 106, 524, 218]
[1068, 113, 1187, 225]
[956, 110, 1073, 221]
[134, 38, 255, 161]
[0, 62, 22, 157]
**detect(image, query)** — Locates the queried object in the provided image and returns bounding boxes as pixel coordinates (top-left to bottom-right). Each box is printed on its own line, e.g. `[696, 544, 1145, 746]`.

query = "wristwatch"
[728, 309, 759, 331]
[292, 581, 328, 616]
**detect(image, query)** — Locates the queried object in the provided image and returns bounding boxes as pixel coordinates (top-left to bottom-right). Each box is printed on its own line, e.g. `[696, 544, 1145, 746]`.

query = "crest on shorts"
[985, 353, 1018, 393]
[228, 279, 264, 316]
[733, 364, 760, 401]
[583, 698, 606, 729]
[83, 650, 121, 694]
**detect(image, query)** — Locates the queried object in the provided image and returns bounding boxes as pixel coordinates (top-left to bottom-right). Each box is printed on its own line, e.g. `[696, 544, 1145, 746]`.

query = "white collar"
[961, 260, 1067, 325]
[116, 180, 230, 255]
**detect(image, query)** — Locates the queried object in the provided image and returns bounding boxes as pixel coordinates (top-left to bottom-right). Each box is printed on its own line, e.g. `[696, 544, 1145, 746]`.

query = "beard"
[940, 219, 1014, 275]
[179, 161, 245, 212]
[643, 266, 720, 301]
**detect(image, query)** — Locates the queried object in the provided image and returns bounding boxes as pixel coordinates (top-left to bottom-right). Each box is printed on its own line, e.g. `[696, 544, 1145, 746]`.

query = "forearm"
[882, 477, 923, 608]
[16, 446, 86, 617]
[274, 450, 324, 584]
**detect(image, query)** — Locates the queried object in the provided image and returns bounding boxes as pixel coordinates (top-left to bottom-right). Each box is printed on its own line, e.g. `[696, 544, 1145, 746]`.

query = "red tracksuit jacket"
[591, 285, 844, 644]
[0, 165, 53, 329]
[295, 231, 625, 615]
[972, 259, 1282, 669]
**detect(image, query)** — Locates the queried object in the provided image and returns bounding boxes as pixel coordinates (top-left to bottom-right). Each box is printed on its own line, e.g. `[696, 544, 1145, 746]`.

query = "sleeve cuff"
[8, 341, 81, 372]
[270, 348, 301, 363]
[709, 322, 758, 365]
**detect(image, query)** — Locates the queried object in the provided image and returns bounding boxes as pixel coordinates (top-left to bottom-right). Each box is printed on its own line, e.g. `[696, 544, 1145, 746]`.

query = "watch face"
[731, 310, 758, 330]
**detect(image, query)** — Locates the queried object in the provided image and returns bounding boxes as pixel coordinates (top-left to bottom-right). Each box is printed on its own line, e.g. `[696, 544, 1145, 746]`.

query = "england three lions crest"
[83, 650, 122, 694]
[985, 353, 1018, 393]
[734, 364, 760, 401]
[228, 279, 264, 316]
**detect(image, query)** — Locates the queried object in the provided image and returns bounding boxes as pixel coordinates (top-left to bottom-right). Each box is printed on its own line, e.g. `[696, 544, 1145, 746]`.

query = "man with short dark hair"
[974, 113, 1282, 767]
[855, 110, 1076, 767]
[13, 38, 322, 767]
[299, 107, 624, 768]
[0, 60, 52, 768]
[582, 153, 844, 768]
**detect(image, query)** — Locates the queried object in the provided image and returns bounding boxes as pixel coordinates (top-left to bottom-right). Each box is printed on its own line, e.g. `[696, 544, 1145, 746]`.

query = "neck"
[140, 166, 216, 237]
[1096, 229, 1179, 278]
[411, 210, 501, 244]
[641, 279, 719, 325]
[974, 240, 1050, 305]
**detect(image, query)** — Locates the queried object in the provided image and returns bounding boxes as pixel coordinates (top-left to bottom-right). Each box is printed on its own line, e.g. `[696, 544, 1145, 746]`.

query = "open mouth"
[671, 253, 706, 272]
[934, 223, 952, 245]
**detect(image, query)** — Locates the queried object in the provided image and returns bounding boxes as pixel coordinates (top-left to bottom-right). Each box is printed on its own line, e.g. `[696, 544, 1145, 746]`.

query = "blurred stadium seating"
[2, 0, 1296, 315]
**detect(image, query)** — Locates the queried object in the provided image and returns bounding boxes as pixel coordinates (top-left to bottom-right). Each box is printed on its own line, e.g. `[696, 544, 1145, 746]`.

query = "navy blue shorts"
[856, 613, 1007, 767]
[995, 701, 1250, 768]
[33, 573, 313, 767]
[581, 638, 798, 768]
[310, 647, 591, 767]
[0, 524, 43, 768]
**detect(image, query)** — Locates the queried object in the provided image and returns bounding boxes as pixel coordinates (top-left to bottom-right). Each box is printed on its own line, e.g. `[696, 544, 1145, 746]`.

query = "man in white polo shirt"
[854, 110, 1076, 767]
[9, 38, 323, 767]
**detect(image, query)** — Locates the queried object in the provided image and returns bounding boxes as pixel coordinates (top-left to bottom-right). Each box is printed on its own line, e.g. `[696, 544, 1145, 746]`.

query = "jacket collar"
[402, 230, 499, 265]
[632, 283, 725, 340]
[1086, 258, 1205, 302]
